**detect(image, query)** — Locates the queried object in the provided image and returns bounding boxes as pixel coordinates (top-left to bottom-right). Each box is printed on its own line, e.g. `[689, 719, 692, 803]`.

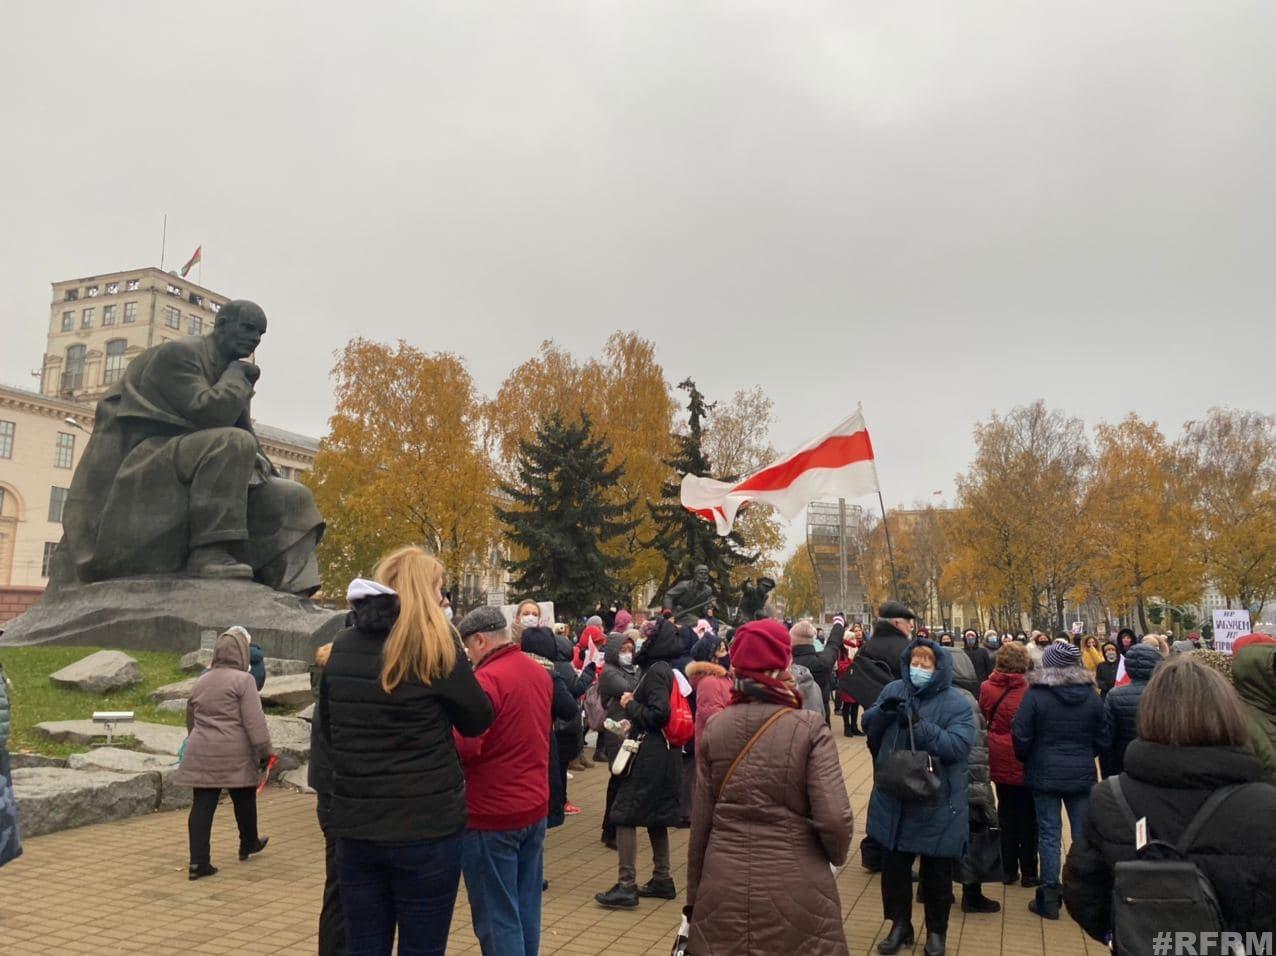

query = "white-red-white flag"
[681, 408, 879, 536]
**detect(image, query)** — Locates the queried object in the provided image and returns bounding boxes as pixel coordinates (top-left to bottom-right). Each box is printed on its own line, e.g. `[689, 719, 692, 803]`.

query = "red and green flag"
[179, 245, 202, 278]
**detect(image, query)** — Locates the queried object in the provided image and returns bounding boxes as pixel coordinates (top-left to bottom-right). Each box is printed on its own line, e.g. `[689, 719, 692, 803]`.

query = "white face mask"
[618, 652, 634, 666]
[519, 614, 540, 629]
[443, 606, 453, 622]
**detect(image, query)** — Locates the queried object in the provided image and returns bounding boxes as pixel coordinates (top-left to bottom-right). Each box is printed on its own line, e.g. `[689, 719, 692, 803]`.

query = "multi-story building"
[0, 268, 319, 620]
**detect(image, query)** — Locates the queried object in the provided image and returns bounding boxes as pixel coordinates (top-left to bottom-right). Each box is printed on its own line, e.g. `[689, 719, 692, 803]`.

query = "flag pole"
[198, 244, 202, 285]
[160, 214, 167, 271]
[860, 403, 901, 601]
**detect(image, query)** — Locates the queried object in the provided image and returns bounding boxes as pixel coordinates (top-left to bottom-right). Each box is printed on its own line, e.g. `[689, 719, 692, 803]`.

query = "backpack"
[663, 677, 694, 748]
[583, 683, 606, 733]
[1109, 777, 1247, 956]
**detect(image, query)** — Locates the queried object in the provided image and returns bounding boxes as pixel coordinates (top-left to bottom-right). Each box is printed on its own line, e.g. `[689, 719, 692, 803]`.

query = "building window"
[189, 292, 204, 307]
[54, 432, 75, 469]
[102, 304, 116, 326]
[65, 288, 79, 301]
[81, 307, 95, 328]
[87, 285, 99, 297]
[164, 305, 180, 328]
[0, 420, 13, 459]
[167, 283, 182, 296]
[106, 282, 118, 294]
[49, 487, 69, 523]
[126, 278, 140, 291]
[210, 302, 221, 314]
[62, 344, 86, 393]
[41, 542, 58, 578]
[61, 310, 75, 331]
[103, 339, 127, 385]
[187, 315, 203, 336]
[123, 302, 137, 324]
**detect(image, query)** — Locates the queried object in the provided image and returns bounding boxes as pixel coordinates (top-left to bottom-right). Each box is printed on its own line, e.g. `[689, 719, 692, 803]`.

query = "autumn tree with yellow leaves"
[775, 546, 823, 619]
[1079, 414, 1203, 632]
[306, 339, 497, 596]
[1178, 408, 1276, 618]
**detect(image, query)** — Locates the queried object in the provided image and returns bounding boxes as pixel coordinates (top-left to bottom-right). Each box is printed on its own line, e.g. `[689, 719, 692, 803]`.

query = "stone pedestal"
[0, 575, 344, 660]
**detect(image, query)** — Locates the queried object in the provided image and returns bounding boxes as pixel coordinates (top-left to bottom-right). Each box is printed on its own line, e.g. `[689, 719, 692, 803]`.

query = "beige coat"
[173, 629, 272, 789]
[687, 702, 854, 956]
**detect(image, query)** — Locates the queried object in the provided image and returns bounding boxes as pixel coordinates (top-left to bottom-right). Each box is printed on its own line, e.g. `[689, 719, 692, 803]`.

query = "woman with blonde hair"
[321, 545, 494, 956]
[1080, 636, 1103, 675]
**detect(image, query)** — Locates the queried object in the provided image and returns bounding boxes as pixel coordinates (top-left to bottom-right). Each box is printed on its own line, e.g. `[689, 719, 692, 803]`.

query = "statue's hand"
[236, 361, 262, 385]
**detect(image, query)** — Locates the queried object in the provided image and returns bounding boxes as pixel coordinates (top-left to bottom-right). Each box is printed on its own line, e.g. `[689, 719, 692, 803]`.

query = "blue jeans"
[337, 834, 463, 956]
[1034, 791, 1090, 889]
[461, 821, 547, 956]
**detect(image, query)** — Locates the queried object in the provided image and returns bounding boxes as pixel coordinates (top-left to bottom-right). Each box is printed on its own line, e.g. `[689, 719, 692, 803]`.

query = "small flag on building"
[180, 245, 202, 278]
[680, 408, 880, 536]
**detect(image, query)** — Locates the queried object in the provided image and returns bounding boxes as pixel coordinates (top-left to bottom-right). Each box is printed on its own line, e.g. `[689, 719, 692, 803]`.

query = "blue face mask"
[909, 665, 935, 688]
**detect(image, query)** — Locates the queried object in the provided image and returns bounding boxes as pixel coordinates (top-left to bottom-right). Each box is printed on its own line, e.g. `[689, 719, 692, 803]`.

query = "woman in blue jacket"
[1011, 641, 1109, 920]
[864, 638, 975, 956]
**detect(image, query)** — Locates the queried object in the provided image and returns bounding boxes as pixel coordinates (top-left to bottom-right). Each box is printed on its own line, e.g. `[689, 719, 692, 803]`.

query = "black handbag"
[956, 822, 1004, 884]
[842, 655, 894, 708]
[875, 712, 941, 803]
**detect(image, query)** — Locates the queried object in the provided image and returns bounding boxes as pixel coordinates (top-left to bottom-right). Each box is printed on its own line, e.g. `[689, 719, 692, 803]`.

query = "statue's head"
[758, 575, 776, 594]
[212, 300, 268, 360]
[694, 564, 709, 584]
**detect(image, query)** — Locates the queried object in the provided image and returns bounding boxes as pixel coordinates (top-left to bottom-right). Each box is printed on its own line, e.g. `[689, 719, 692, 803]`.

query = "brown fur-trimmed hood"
[685, 660, 727, 681]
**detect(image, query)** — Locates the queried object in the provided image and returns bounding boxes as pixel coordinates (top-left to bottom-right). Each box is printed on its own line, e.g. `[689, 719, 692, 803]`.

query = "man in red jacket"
[455, 606, 552, 956]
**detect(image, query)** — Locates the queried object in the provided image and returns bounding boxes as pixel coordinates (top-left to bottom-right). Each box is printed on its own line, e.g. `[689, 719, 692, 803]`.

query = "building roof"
[2, 380, 319, 451]
[254, 422, 320, 452]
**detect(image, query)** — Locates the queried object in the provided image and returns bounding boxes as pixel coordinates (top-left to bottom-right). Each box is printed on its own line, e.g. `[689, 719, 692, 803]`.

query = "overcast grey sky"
[3, 1, 1274, 546]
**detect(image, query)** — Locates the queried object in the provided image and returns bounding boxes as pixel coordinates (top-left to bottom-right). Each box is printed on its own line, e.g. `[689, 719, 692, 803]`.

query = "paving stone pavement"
[0, 728, 1109, 955]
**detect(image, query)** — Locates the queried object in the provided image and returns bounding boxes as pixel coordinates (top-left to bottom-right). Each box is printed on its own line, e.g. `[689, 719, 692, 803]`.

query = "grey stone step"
[12, 767, 159, 837]
[67, 747, 192, 811]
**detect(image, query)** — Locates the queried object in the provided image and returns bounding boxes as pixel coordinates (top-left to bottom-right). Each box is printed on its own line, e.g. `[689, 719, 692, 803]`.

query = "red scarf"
[729, 668, 803, 709]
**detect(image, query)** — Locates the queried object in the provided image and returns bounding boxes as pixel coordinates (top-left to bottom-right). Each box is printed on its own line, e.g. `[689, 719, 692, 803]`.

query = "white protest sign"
[1212, 609, 1250, 654]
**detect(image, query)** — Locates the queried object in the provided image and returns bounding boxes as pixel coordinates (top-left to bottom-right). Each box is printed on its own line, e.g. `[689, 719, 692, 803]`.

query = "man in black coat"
[854, 600, 916, 873]
[1099, 643, 1161, 777]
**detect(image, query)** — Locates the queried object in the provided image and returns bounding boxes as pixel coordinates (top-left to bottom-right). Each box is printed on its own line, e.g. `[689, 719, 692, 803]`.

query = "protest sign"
[1212, 609, 1250, 654]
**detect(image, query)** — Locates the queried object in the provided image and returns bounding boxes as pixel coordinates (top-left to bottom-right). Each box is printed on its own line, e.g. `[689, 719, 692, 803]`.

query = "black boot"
[961, 885, 1001, 913]
[843, 715, 855, 738]
[188, 862, 218, 881]
[1028, 885, 1061, 920]
[637, 877, 677, 900]
[1021, 873, 1042, 888]
[924, 929, 947, 956]
[238, 837, 269, 861]
[1002, 866, 1019, 885]
[595, 883, 639, 909]
[877, 921, 914, 954]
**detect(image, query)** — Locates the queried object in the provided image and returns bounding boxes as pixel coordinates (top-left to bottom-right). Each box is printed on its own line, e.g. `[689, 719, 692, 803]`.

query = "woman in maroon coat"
[978, 641, 1038, 886]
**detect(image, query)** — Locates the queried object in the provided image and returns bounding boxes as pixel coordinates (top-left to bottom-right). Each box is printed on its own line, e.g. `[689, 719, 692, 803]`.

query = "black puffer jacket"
[1064, 740, 1276, 941]
[520, 627, 581, 828]
[321, 595, 494, 843]
[1099, 644, 1161, 777]
[609, 620, 685, 829]
[598, 632, 639, 762]
[1011, 664, 1108, 795]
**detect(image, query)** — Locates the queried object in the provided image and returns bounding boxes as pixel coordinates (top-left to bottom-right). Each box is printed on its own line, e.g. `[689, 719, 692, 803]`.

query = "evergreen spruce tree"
[497, 412, 637, 620]
[648, 379, 758, 608]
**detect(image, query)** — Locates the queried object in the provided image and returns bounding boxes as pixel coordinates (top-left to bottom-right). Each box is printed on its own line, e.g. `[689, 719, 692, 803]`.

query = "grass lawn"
[0, 646, 188, 758]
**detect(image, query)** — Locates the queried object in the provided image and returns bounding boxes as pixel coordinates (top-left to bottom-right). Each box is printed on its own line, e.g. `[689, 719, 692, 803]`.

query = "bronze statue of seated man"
[54, 300, 325, 596]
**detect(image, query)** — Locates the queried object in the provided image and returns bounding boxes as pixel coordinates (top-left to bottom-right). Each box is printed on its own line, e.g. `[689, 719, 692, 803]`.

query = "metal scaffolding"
[805, 500, 869, 624]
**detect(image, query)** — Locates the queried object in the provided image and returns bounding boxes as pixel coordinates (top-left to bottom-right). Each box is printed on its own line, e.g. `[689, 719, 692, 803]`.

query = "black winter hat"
[878, 600, 916, 621]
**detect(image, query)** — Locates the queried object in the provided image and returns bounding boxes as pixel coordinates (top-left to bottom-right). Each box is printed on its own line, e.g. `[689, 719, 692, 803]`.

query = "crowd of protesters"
[9, 536, 1275, 956]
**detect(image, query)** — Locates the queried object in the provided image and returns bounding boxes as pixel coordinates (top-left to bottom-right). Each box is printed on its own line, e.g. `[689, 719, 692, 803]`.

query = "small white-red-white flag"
[681, 408, 879, 536]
